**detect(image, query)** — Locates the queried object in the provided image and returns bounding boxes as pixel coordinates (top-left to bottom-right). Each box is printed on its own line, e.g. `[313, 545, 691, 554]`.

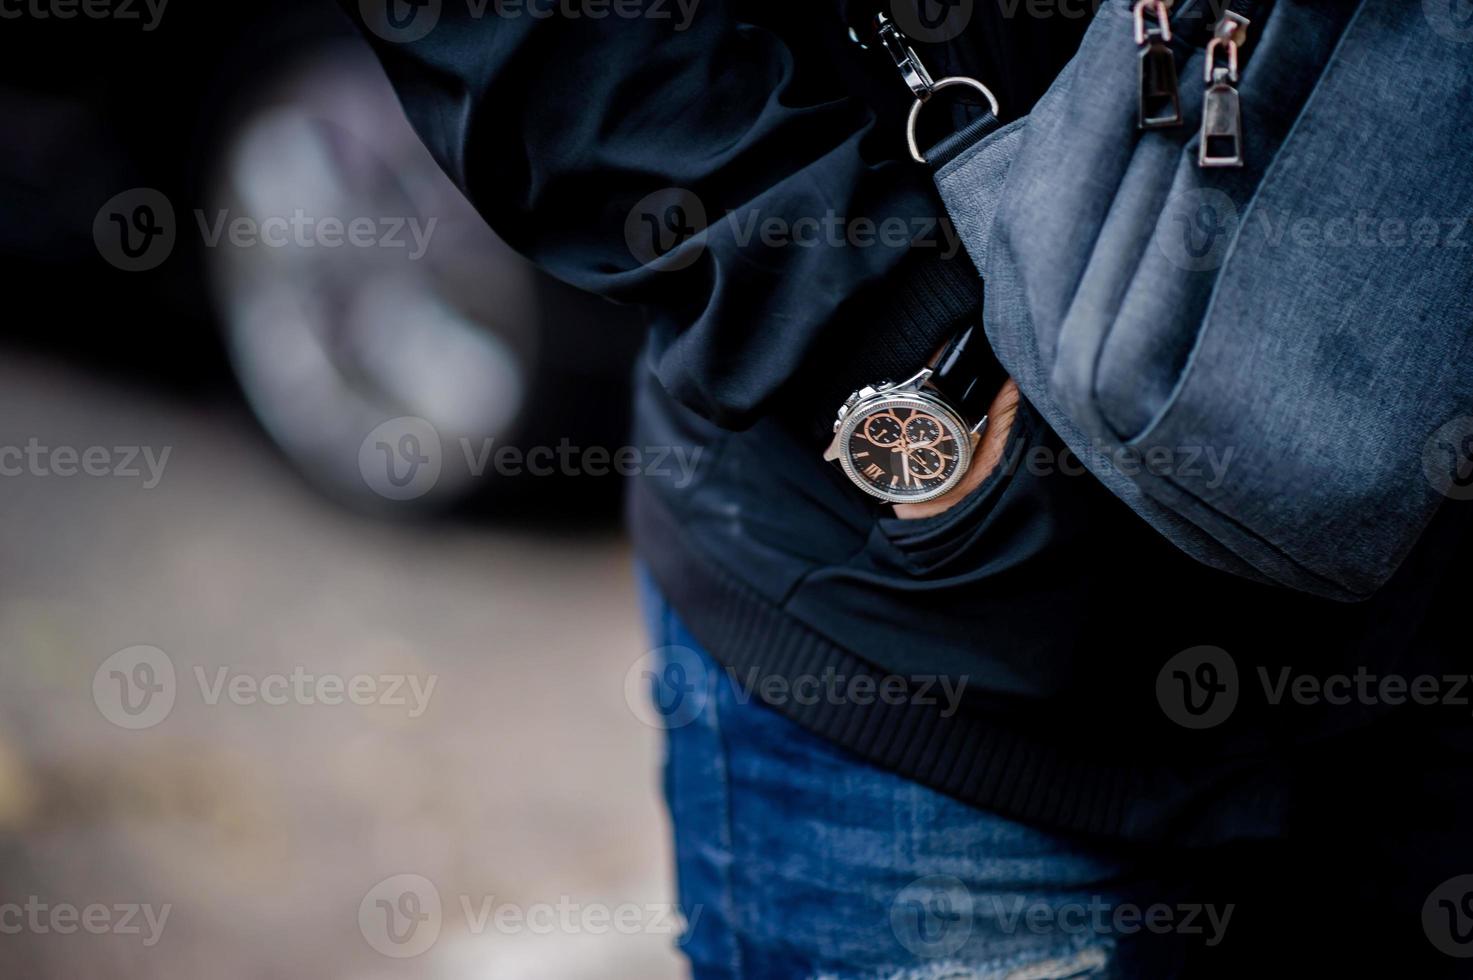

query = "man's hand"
[892, 378, 1019, 520]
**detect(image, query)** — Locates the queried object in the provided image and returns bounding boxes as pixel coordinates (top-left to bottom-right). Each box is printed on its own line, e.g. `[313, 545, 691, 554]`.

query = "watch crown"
[836, 389, 862, 422]
[835, 384, 886, 428]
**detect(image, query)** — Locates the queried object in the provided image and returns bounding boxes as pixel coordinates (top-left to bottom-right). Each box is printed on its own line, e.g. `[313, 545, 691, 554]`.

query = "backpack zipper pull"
[1135, 0, 1181, 130]
[1199, 13, 1249, 167]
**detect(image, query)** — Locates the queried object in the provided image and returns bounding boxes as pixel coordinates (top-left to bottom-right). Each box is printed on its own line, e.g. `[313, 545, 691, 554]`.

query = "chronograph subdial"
[904, 446, 946, 479]
[862, 412, 904, 447]
[903, 413, 944, 447]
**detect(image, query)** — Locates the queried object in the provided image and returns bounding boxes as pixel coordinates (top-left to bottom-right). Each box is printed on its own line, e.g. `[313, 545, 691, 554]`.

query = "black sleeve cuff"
[783, 245, 983, 447]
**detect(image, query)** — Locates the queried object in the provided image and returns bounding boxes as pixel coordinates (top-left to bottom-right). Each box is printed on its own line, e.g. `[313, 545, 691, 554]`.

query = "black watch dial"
[839, 395, 970, 503]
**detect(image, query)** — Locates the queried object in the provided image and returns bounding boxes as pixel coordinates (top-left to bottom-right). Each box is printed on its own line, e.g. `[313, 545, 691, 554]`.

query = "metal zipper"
[1136, 1, 1183, 129]
[1199, 12, 1249, 167]
[1131, 0, 1261, 168]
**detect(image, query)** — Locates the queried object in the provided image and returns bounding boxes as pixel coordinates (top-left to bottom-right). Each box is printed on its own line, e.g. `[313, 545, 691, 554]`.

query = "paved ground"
[0, 353, 683, 978]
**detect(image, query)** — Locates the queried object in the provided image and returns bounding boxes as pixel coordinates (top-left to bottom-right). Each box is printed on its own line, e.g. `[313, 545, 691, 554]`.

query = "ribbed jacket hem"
[630, 484, 1164, 842]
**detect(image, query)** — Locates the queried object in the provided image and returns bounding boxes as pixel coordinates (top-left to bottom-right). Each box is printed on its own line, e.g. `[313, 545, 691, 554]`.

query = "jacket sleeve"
[337, 0, 977, 436]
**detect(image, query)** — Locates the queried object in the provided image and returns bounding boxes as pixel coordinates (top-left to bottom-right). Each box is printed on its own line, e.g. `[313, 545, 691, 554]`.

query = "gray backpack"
[933, 0, 1473, 600]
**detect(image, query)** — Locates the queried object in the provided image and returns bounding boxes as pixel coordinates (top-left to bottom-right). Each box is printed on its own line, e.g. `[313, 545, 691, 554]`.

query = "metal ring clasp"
[874, 12, 1000, 166]
[1133, 0, 1173, 45]
[906, 77, 1001, 164]
[876, 13, 935, 100]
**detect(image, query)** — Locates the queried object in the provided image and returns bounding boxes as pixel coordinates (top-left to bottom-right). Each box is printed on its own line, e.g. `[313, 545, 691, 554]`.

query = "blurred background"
[0, 1, 680, 976]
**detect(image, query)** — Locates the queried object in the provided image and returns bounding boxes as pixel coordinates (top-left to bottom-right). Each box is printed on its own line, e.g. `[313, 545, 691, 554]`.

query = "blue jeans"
[638, 573, 1473, 978]
[638, 575, 1217, 979]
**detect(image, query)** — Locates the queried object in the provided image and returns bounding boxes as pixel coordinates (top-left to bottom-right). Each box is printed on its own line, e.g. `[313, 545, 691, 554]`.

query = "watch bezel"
[834, 389, 973, 504]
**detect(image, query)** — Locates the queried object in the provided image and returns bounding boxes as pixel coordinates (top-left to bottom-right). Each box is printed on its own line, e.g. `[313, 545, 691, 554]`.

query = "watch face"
[837, 393, 972, 504]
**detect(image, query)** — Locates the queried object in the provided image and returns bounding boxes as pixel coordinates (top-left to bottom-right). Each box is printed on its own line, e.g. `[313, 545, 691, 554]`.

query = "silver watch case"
[822, 368, 985, 505]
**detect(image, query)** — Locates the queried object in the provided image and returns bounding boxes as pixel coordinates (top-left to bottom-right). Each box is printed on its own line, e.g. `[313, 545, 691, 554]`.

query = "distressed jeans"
[639, 570, 1473, 978]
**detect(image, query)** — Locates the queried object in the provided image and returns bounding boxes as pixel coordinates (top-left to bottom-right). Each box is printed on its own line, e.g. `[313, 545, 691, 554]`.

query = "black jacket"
[343, 0, 1468, 844]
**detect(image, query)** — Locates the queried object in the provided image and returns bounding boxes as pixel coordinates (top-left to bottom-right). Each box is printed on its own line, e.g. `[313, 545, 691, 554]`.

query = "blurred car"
[0, 0, 643, 516]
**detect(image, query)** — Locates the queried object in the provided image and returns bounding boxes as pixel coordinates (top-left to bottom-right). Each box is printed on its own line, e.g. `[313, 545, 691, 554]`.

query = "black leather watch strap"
[928, 319, 1009, 428]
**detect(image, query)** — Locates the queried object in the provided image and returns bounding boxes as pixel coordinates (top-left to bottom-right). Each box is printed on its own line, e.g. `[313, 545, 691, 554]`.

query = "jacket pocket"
[871, 400, 1039, 576]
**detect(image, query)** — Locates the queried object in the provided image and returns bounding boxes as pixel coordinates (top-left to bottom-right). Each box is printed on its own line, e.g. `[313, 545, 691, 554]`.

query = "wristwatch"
[824, 13, 1009, 504]
[823, 324, 1009, 504]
